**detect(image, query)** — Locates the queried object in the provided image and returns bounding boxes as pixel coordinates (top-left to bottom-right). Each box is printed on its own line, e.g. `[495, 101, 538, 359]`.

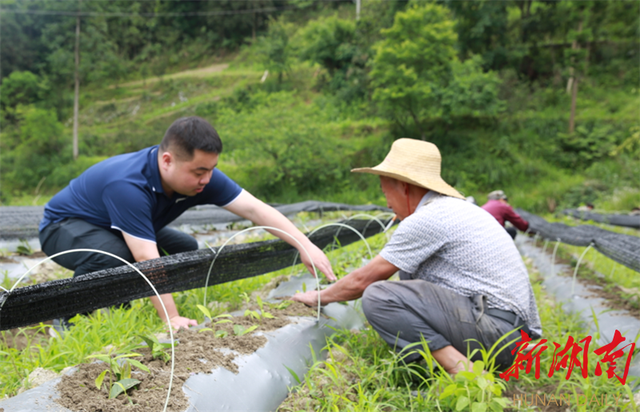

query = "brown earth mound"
[55, 302, 317, 412]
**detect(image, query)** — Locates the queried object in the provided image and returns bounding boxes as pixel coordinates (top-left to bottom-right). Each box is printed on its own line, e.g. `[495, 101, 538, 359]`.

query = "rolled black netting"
[0, 202, 390, 240]
[517, 209, 640, 274]
[0, 218, 390, 330]
[562, 209, 640, 229]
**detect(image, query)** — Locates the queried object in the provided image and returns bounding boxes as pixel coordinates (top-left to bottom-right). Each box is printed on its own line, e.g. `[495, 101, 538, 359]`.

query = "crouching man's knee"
[362, 281, 398, 328]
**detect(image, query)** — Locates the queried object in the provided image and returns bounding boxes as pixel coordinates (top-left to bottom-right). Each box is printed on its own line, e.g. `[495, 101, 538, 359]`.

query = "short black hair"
[159, 116, 223, 160]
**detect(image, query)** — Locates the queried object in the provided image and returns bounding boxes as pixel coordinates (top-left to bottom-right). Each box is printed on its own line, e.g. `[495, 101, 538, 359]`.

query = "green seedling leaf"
[233, 324, 258, 336]
[439, 384, 457, 399]
[489, 399, 507, 412]
[262, 312, 275, 319]
[256, 296, 264, 312]
[456, 371, 476, 382]
[214, 330, 228, 338]
[137, 335, 156, 351]
[109, 378, 141, 399]
[456, 396, 470, 411]
[126, 359, 150, 373]
[477, 376, 489, 390]
[471, 402, 487, 412]
[215, 319, 232, 324]
[197, 304, 212, 320]
[302, 283, 307, 293]
[473, 360, 485, 375]
[95, 370, 109, 390]
[199, 328, 214, 333]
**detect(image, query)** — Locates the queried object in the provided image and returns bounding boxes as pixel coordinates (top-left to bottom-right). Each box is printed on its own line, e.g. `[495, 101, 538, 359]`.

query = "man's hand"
[300, 243, 336, 282]
[169, 315, 198, 332]
[224, 191, 337, 281]
[291, 290, 322, 307]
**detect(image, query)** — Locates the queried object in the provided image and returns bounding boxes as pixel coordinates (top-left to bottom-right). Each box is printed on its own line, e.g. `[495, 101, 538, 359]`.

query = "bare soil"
[54, 301, 317, 412]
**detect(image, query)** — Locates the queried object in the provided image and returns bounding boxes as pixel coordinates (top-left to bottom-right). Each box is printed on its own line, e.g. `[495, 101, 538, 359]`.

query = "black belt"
[486, 308, 531, 337]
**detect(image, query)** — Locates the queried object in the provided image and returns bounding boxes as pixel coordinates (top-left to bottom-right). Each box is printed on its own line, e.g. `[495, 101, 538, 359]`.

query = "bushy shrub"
[3, 105, 70, 192]
[213, 91, 353, 198]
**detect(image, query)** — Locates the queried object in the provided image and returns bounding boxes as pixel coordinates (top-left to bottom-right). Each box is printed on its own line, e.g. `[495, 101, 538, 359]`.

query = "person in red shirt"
[481, 190, 529, 239]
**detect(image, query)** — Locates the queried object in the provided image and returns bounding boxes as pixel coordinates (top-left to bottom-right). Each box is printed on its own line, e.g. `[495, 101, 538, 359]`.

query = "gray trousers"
[362, 279, 520, 370]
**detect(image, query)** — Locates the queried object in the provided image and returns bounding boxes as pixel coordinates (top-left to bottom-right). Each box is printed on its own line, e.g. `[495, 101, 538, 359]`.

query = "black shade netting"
[561, 209, 640, 229]
[0, 201, 390, 240]
[0, 218, 391, 330]
[517, 209, 640, 274]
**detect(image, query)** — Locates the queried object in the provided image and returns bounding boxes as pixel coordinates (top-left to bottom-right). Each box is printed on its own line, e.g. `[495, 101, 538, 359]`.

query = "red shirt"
[481, 199, 529, 231]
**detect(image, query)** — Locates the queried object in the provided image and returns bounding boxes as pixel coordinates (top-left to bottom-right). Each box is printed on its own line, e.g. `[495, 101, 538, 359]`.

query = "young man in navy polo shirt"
[40, 116, 335, 332]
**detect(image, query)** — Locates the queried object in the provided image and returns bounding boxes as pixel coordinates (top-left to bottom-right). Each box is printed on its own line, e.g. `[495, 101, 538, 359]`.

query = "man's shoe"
[49, 318, 74, 338]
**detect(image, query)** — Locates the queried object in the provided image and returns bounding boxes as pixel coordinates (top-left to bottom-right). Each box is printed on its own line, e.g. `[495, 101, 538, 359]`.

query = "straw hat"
[351, 138, 464, 199]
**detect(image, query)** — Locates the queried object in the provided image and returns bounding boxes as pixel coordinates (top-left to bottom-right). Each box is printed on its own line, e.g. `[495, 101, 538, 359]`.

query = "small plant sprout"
[16, 240, 34, 256]
[233, 324, 258, 336]
[137, 333, 173, 363]
[244, 296, 275, 323]
[267, 299, 292, 311]
[87, 349, 150, 400]
[256, 296, 275, 319]
[240, 292, 251, 305]
[196, 304, 232, 338]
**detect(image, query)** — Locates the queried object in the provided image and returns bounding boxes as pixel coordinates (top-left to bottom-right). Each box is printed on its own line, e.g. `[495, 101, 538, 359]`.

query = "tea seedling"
[87, 348, 149, 400]
[245, 296, 275, 323]
[196, 304, 233, 338]
[233, 324, 258, 336]
[137, 333, 173, 363]
[267, 300, 293, 311]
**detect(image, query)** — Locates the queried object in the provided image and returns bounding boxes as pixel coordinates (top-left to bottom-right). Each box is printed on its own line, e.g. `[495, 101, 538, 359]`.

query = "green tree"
[6, 105, 69, 191]
[370, 3, 501, 138]
[0, 71, 50, 122]
[296, 16, 369, 99]
[258, 19, 296, 84]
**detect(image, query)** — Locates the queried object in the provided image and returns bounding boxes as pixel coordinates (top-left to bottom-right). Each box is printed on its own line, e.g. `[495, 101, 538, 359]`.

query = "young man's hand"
[169, 315, 198, 332]
[301, 243, 336, 282]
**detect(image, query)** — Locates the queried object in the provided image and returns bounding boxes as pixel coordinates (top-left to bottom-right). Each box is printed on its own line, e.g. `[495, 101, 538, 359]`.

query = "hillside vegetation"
[1, 0, 639, 212]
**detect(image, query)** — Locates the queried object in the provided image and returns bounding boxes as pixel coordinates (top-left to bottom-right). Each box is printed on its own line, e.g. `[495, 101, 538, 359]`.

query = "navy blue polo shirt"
[40, 146, 242, 242]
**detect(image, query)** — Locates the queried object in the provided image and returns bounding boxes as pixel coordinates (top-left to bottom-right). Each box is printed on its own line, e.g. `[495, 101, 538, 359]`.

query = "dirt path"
[110, 63, 229, 89]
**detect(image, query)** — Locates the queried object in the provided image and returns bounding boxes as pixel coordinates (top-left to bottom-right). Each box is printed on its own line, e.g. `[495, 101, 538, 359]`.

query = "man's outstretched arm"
[292, 255, 398, 306]
[224, 190, 336, 281]
[122, 233, 198, 332]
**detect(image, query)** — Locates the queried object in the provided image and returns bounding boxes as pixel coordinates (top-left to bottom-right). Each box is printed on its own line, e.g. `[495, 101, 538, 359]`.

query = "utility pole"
[356, 0, 360, 20]
[73, 3, 81, 160]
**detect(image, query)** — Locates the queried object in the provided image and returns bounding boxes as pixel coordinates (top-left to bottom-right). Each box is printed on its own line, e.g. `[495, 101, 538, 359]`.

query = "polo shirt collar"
[148, 146, 166, 195]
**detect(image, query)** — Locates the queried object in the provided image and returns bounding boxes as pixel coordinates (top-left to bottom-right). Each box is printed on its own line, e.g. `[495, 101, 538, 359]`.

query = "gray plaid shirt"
[380, 193, 542, 338]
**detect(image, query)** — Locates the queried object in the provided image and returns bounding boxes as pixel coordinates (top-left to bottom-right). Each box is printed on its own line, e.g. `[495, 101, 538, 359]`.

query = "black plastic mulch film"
[517, 209, 640, 274]
[0, 218, 390, 330]
[561, 208, 640, 229]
